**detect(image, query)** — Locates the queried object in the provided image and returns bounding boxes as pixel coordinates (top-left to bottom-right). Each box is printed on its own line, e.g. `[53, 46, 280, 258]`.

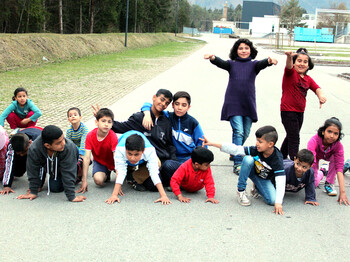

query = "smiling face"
[172, 97, 190, 117]
[15, 91, 28, 107]
[152, 94, 171, 114]
[322, 124, 340, 146]
[67, 109, 82, 125]
[294, 158, 311, 177]
[294, 54, 309, 75]
[237, 43, 251, 59]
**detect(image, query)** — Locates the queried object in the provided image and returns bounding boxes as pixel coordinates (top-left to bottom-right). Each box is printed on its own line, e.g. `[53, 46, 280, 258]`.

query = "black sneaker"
[132, 182, 146, 192]
[233, 164, 241, 176]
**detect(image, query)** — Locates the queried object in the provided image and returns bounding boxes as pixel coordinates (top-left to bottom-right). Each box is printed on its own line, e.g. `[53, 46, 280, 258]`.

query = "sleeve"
[220, 143, 246, 156]
[27, 100, 42, 122]
[308, 76, 320, 93]
[145, 148, 161, 185]
[203, 168, 215, 198]
[114, 149, 128, 184]
[84, 132, 93, 151]
[112, 113, 143, 134]
[27, 148, 44, 195]
[141, 102, 152, 112]
[78, 125, 89, 156]
[333, 143, 345, 173]
[304, 169, 317, 202]
[193, 123, 205, 147]
[59, 144, 78, 201]
[170, 166, 185, 196]
[210, 56, 231, 71]
[66, 126, 73, 140]
[2, 144, 15, 187]
[0, 103, 16, 126]
[275, 175, 286, 204]
[110, 132, 118, 152]
[255, 58, 271, 74]
[307, 136, 318, 168]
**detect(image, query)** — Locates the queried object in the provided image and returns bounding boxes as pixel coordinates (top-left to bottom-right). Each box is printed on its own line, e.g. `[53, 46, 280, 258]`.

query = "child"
[105, 131, 171, 205]
[280, 48, 326, 160]
[0, 127, 42, 195]
[78, 108, 118, 193]
[170, 146, 219, 204]
[307, 117, 349, 205]
[0, 126, 9, 180]
[204, 39, 278, 175]
[284, 149, 319, 206]
[202, 126, 285, 215]
[0, 87, 42, 131]
[16, 125, 86, 202]
[141, 91, 205, 163]
[66, 107, 89, 182]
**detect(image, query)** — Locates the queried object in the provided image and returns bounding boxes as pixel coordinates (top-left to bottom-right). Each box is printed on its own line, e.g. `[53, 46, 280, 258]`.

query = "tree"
[278, 0, 306, 34]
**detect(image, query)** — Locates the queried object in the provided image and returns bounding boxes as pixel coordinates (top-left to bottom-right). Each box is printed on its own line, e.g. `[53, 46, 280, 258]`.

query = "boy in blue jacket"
[284, 149, 319, 206]
[141, 91, 205, 163]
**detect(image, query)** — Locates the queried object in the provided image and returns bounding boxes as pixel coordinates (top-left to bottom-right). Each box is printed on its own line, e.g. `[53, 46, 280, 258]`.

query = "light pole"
[125, 0, 129, 47]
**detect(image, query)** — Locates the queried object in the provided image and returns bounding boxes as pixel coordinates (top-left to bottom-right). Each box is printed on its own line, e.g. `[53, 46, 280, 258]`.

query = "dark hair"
[229, 38, 258, 60]
[12, 87, 28, 101]
[191, 146, 214, 164]
[317, 117, 344, 142]
[96, 108, 114, 120]
[156, 89, 173, 102]
[10, 133, 30, 152]
[292, 47, 314, 73]
[255, 125, 278, 144]
[125, 134, 145, 152]
[173, 91, 191, 105]
[67, 107, 81, 117]
[296, 149, 314, 165]
[42, 125, 63, 145]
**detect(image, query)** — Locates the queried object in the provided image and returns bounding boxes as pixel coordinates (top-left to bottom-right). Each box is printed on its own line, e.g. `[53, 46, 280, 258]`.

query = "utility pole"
[125, 0, 129, 47]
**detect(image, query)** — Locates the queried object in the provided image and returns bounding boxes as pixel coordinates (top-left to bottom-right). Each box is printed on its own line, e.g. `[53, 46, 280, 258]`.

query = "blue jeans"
[229, 116, 252, 165]
[237, 156, 276, 205]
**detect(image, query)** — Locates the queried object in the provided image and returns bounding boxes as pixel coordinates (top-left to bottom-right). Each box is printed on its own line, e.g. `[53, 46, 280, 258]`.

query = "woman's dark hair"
[229, 38, 258, 60]
[317, 117, 344, 142]
[292, 48, 314, 73]
[12, 87, 28, 101]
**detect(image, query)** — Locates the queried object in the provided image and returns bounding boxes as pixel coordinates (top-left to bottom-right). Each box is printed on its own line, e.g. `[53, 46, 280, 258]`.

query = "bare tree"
[89, 0, 95, 33]
[59, 0, 63, 33]
[318, 2, 349, 29]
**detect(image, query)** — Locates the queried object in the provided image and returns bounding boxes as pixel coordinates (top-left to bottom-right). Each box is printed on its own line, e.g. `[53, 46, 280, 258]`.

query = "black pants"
[280, 111, 304, 160]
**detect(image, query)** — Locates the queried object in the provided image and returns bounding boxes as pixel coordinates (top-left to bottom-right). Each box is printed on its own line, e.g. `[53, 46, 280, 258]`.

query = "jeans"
[237, 156, 276, 205]
[229, 116, 252, 165]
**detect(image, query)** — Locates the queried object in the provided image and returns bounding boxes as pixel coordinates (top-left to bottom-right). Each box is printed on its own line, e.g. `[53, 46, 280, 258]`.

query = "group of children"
[0, 38, 349, 215]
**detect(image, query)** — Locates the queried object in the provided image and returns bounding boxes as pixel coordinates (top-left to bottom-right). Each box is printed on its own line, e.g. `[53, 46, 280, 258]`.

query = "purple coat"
[211, 56, 270, 122]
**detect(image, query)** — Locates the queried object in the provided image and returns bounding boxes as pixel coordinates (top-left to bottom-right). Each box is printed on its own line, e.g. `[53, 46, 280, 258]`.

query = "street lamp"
[125, 0, 129, 47]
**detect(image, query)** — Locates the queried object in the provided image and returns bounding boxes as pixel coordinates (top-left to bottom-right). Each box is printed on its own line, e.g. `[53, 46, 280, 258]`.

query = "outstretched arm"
[285, 51, 294, 69]
[315, 88, 326, 108]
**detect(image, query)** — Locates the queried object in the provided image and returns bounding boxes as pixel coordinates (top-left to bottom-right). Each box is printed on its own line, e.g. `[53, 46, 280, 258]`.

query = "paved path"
[1, 34, 350, 261]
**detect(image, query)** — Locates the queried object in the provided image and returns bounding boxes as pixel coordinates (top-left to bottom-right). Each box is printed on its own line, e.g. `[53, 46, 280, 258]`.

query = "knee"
[242, 156, 255, 168]
[93, 173, 106, 186]
[265, 196, 275, 206]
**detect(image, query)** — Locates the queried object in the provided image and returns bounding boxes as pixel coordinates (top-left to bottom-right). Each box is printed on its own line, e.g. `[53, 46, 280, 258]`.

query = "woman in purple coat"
[204, 39, 277, 174]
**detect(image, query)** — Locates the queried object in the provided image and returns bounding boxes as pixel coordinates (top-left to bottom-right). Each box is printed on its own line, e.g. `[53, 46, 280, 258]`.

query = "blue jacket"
[142, 103, 205, 162]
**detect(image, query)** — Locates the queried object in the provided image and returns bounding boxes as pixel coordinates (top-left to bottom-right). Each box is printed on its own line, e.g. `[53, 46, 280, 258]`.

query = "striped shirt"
[66, 122, 89, 156]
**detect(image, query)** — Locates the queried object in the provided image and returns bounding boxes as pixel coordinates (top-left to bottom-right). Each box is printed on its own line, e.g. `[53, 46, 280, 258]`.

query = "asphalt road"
[1, 34, 350, 262]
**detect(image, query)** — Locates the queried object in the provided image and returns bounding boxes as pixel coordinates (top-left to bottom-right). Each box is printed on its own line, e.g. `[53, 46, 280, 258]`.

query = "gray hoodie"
[26, 135, 79, 201]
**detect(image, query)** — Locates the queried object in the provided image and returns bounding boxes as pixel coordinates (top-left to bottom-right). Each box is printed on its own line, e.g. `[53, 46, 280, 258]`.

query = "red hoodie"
[170, 159, 215, 198]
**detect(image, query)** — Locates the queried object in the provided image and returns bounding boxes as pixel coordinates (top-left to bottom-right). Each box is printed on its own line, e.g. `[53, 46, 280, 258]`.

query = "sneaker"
[320, 162, 329, 176]
[324, 182, 337, 196]
[250, 187, 261, 199]
[233, 165, 241, 176]
[237, 190, 251, 206]
[229, 155, 234, 161]
[165, 186, 172, 192]
[131, 182, 146, 192]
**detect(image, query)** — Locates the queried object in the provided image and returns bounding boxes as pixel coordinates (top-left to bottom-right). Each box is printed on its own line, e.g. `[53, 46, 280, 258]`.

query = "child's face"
[323, 124, 340, 146]
[126, 149, 144, 165]
[44, 134, 65, 152]
[15, 91, 28, 106]
[67, 110, 82, 125]
[172, 97, 190, 117]
[294, 54, 309, 75]
[152, 94, 171, 113]
[194, 162, 210, 171]
[293, 158, 311, 177]
[95, 116, 113, 133]
[255, 137, 273, 153]
[237, 43, 251, 59]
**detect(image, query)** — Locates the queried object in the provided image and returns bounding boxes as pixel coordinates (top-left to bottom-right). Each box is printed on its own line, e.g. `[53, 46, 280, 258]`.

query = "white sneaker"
[237, 190, 251, 206]
[324, 182, 337, 196]
[250, 188, 261, 199]
[10, 128, 19, 136]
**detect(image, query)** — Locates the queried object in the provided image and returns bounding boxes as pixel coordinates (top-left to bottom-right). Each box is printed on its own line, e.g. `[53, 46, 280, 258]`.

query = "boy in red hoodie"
[170, 146, 219, 204]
